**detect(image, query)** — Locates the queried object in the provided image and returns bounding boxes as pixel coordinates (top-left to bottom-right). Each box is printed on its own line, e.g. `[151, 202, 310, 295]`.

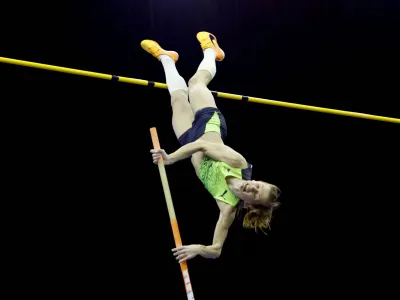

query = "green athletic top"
[199, 156, 253, 207]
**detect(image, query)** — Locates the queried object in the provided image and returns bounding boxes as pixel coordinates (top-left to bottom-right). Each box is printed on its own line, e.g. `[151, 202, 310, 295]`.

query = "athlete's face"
[240, 180, 272, 205]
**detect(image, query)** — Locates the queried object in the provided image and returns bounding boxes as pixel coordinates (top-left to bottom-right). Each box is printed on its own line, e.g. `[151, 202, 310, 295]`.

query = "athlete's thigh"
[188, 84, 217, 114]
[171, 90, 194, 139]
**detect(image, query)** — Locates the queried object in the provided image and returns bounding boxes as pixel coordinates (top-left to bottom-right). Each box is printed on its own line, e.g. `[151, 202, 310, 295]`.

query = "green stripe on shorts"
[205, 111, 221, 134]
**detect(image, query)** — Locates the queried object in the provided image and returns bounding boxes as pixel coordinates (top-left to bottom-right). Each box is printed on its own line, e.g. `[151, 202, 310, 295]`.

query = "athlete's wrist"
[167, 152, 179, 164]
[199, 244, 221, 259]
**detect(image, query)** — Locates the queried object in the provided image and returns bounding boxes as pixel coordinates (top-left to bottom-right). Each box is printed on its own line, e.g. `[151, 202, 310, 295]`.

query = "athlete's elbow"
[211, 245, 222, 259]
[195, 140, 208, 152]
[232, 155, 248, 168]
[215, 249, 222, 259]
[201, 141, 225, 162]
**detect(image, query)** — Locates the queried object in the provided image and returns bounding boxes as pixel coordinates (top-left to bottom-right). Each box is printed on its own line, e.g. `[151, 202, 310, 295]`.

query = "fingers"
[175, 252, 188, 263]
[172, 247, 185, 257]
[150, 149, 166, 164]
[150, 149, 164, 154]
[179, 257, 188, 263]
[177, 254, 187, 261]
[172, 246, 185, 254]
[172, 246, 189, 263]
[151, 150, 162, 164]
[152, 153, 162, 163]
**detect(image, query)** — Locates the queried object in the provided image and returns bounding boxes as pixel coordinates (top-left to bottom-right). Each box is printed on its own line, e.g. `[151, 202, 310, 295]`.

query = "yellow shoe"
[196, 31, 225, 61]
[140, 40, 179, 62]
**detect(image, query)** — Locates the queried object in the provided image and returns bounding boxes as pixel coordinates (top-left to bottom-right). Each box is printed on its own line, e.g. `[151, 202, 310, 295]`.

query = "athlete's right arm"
[167, 140, 205, 163]
[152, 140, 247, 167]
[151, 140, 205, 165]
[201, 140, 247, 168]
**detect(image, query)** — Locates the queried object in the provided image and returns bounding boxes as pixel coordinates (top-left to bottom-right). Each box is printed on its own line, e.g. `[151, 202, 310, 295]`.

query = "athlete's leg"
[141, 40, 194, 139]
[160, 55, 194, 138]
[188, 32, 225, 114]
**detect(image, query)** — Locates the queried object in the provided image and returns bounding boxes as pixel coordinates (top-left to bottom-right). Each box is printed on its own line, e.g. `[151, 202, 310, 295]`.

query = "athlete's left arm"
[172, 211, 235, 262]
[198, 210, 236, 259]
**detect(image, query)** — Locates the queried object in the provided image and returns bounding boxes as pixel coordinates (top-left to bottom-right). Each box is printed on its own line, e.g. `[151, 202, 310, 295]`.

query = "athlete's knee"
[188, 74, 201, 87]
[188, 82, 202, 97]
[171, 89, 188, 106]
[188, 78, 207, 98]
[171, 90, 192, 115]
[188, 71, 212, 89]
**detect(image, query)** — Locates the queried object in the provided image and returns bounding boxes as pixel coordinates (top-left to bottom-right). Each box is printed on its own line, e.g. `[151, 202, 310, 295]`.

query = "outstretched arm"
[168, 140, 206, 163]
[198, 210, 236, 259]
[172, 210, 236, 262]
[150, 141, 204, 165]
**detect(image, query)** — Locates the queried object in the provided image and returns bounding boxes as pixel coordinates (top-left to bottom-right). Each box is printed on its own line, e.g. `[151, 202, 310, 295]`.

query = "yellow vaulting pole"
[150, 127, 195, 300]
[1, 56, 399, 124]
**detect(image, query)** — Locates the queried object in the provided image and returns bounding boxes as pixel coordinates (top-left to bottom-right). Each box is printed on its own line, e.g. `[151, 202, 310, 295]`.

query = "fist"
[150, 149, 173, 165]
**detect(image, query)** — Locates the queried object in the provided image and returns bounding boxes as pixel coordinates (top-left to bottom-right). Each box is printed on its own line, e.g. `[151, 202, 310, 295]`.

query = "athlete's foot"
[140, 40, 179, 62]
[196, 31, 225, 61]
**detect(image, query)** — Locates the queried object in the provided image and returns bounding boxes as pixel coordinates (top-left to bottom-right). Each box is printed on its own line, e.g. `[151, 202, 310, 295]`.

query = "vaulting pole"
[150, 127, 195, 300]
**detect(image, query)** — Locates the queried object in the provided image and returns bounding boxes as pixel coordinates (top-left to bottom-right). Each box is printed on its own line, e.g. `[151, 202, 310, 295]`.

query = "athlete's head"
[239, 180, 281, 232]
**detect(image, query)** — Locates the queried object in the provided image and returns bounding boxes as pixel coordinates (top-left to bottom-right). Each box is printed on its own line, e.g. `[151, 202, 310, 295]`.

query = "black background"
[1, 0, 399, 299]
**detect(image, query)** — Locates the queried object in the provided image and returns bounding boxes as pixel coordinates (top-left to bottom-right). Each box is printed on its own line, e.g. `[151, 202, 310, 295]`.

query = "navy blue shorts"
[178, 107, 228, 146]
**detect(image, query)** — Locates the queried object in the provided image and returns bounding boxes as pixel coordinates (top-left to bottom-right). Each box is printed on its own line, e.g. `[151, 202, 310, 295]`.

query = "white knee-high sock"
[197, 48, 217, 78]
[160, 55, 188, 94]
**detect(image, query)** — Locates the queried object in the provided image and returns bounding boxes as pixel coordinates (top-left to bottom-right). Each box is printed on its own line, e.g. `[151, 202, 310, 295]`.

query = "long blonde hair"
[239, 185, 281, 233]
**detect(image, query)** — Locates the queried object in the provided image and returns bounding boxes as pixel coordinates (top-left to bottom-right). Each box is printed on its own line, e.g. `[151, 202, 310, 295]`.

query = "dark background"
[1, 0, 399, 299]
